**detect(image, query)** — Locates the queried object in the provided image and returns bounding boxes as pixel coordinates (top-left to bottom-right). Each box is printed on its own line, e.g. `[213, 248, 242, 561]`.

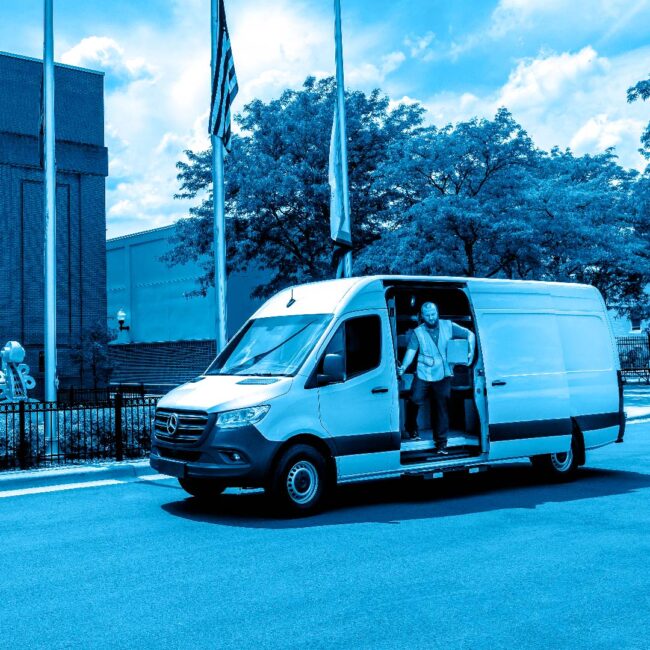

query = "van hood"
[156, 375, 294, 412]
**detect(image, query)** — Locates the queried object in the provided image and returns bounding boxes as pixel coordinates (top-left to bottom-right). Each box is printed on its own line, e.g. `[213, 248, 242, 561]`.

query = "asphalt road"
[1, 423, 649, 650]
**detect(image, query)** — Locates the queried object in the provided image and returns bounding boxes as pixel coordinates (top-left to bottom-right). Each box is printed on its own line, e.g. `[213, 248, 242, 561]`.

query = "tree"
[529, 148, 646, 311]
[169, 81, 650, 315]
[71, 322, 115, 389]
[356, 111, 649, 313]
[356, 109, 542, 278]
[627, 76, 650, 160]
[166, 76, 424, 297]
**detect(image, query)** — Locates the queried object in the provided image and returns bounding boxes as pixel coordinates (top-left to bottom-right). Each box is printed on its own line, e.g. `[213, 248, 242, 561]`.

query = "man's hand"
[397, 364, 404, 378]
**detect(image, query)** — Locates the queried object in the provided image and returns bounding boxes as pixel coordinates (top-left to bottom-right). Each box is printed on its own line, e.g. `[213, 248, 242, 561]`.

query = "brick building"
[0, 52, 108, 395]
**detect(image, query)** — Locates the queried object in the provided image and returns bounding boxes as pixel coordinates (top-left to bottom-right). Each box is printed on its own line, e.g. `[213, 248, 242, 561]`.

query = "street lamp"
[117, 309, 130, 332]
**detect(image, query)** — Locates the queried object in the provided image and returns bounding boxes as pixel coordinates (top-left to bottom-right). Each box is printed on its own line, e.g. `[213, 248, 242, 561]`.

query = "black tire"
[178, 477, 227, 500]
[531, 435, 579, 481]
[268, 444, 329, 516]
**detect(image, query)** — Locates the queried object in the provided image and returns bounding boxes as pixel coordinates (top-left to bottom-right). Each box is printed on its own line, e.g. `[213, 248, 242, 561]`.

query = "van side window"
[346, 315, 381, 377]
[319, 315, 382, 379]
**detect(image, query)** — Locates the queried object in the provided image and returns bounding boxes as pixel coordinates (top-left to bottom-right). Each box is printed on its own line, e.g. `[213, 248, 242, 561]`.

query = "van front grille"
[155, 408, 208, 444]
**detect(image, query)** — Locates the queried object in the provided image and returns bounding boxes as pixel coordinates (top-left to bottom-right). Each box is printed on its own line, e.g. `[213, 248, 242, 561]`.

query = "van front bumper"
[150, 423, 281, 487]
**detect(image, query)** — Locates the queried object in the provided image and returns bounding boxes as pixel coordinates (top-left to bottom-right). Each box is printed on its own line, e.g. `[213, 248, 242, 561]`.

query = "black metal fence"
[617, 335, 650, 383]
[0, 395, 158, 471]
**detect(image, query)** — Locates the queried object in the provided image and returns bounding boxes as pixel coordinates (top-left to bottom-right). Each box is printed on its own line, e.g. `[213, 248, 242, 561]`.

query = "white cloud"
[570, 114, 646, 156]
[348, 51, 406, 85]
[489, 0, 649, 39]
[421, 46, 650, 170]
[57, 0, 412, 238]
[60, 36, 155, 83]
[496, 46, 606, 111]
[444, 0, 650, 60]
[404, 32, 435, 60]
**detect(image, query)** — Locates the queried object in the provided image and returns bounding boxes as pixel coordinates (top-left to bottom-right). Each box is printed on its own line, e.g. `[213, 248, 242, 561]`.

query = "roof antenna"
[286, 288, 296, 308]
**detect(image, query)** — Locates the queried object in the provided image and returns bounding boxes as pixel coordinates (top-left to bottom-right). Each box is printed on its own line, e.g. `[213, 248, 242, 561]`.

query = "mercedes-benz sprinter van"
[150, 276, 625, 515]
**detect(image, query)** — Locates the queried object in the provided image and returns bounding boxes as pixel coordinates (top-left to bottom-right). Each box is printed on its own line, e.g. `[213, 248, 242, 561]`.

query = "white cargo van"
[150, 276, 625, 515]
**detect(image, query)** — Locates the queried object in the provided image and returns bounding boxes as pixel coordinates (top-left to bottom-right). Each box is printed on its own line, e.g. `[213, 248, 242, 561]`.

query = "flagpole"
[334, 0, 352, 278]
[211, 0, 228, 352]
[43, 0, 57, 410]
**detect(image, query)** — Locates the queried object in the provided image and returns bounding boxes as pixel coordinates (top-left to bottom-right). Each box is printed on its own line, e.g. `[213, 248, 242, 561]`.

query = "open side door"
[474, 308, 572, 460]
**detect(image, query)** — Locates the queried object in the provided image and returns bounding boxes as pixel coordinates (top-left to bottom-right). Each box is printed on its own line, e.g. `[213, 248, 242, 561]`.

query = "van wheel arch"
[266, 437, 336, 515]
[269, 434, 337, 485]
[570, 418, 586, 467]
[531, 422, 584, 480]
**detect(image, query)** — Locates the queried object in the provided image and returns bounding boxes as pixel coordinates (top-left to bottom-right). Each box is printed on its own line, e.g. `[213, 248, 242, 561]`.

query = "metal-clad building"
[107, 225, 265, 390]
[0, 51, 108, 394]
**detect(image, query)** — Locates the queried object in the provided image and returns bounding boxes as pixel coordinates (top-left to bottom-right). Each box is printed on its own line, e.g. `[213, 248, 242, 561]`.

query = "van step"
[400, 447, 474, 465]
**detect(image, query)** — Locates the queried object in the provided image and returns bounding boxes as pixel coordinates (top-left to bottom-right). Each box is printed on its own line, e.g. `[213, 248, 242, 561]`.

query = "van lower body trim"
[490, 418, 572, 441]
[575, 412, 622, 432]
[331, 431, 401, 456]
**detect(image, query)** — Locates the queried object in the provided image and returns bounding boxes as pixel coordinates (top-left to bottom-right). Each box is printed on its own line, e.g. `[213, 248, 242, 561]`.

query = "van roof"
[251, 275, 602, 318]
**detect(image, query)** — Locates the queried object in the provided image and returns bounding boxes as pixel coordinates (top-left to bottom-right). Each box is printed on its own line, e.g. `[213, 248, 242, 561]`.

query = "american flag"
[209, 0, 238, 151]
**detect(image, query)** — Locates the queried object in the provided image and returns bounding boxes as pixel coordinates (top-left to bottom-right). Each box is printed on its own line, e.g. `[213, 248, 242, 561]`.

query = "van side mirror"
[318, 353, 346, 386]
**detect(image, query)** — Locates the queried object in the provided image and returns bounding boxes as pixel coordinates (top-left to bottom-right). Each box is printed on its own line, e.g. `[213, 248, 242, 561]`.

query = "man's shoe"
[435, 447, 449, 456]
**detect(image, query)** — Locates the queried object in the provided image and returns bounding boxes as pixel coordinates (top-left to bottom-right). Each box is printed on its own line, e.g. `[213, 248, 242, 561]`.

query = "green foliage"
[169, 77, 650, 315]
[166, 77, 424, 297]
[627, 75, 650, 160]
[71, 322, 115, 389]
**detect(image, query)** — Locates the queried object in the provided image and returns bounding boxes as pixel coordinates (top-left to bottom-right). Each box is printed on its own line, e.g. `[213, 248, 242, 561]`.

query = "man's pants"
[405, 376, 452, 447]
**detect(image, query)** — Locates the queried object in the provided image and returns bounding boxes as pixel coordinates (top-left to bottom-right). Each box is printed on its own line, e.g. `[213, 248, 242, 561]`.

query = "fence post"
[114, 392, 124, 462]
[18, 401, 27, 470]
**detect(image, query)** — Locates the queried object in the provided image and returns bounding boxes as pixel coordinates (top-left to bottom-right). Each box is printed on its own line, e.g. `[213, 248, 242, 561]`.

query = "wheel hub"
[550, 447, 573, 472]
[286, 460, 319, 504]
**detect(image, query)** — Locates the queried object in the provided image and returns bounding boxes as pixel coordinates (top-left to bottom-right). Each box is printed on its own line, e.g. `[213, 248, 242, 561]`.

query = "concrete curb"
[627, 414, 650, 423]
[0, 459, 157, 492]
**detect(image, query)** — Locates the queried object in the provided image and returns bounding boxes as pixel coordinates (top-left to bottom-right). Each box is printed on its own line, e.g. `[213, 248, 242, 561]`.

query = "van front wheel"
[269, 444, 329, 516]
[531, 439, 579, 481]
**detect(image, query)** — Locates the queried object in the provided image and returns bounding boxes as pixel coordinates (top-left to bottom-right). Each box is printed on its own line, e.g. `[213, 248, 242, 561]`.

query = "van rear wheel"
[178, 477, 227, 500]
[531, 437, 579, 481]
[268, 444, 329, 516]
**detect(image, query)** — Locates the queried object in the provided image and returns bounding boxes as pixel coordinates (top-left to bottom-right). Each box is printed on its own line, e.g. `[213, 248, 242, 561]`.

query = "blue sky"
[2, 0, 650, 237]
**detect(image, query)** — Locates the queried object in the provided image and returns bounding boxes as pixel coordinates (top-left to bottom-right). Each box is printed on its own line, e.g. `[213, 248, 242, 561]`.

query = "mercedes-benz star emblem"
[166, 413, 179, 436]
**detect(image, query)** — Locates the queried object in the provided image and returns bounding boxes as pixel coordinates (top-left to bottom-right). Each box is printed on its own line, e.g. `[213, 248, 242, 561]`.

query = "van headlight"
[216, 405, 270, 429]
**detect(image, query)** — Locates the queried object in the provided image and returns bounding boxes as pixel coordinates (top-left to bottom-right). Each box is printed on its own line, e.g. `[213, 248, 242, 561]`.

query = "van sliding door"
[476, 310, 572, 460]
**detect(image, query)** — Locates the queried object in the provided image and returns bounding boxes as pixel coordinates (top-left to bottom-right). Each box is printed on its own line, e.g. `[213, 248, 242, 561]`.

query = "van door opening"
[385, 283, 484, 464]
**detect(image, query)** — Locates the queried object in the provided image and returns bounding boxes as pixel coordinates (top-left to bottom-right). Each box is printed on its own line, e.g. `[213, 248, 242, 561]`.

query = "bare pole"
[334, 0, 352, 277]
[211, 0, 228, 351]
[43, 0, 57, 405]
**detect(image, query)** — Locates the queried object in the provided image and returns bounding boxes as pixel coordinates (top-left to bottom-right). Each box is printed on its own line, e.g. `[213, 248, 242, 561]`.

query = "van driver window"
[321, 315, 381, 378]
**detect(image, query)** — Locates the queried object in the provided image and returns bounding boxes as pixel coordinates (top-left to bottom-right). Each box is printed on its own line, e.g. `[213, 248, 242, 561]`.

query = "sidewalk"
[0, 459, 158, 494]
[624, 385, 650, 422]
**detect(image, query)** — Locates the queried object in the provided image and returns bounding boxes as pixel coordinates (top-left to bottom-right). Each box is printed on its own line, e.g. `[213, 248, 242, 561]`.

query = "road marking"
[0, 479, 124, 499]
[139, 474, 174, 481]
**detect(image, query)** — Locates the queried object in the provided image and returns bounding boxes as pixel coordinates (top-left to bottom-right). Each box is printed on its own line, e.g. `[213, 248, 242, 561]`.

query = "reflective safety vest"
[414, 320, 454, 382]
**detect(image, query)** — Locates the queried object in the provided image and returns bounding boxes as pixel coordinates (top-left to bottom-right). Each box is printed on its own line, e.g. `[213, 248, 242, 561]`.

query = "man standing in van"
[397, 303, 475, 454]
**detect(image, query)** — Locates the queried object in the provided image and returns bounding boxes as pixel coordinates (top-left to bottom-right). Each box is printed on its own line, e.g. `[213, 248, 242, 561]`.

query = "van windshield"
[206, 314, 332, 377]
